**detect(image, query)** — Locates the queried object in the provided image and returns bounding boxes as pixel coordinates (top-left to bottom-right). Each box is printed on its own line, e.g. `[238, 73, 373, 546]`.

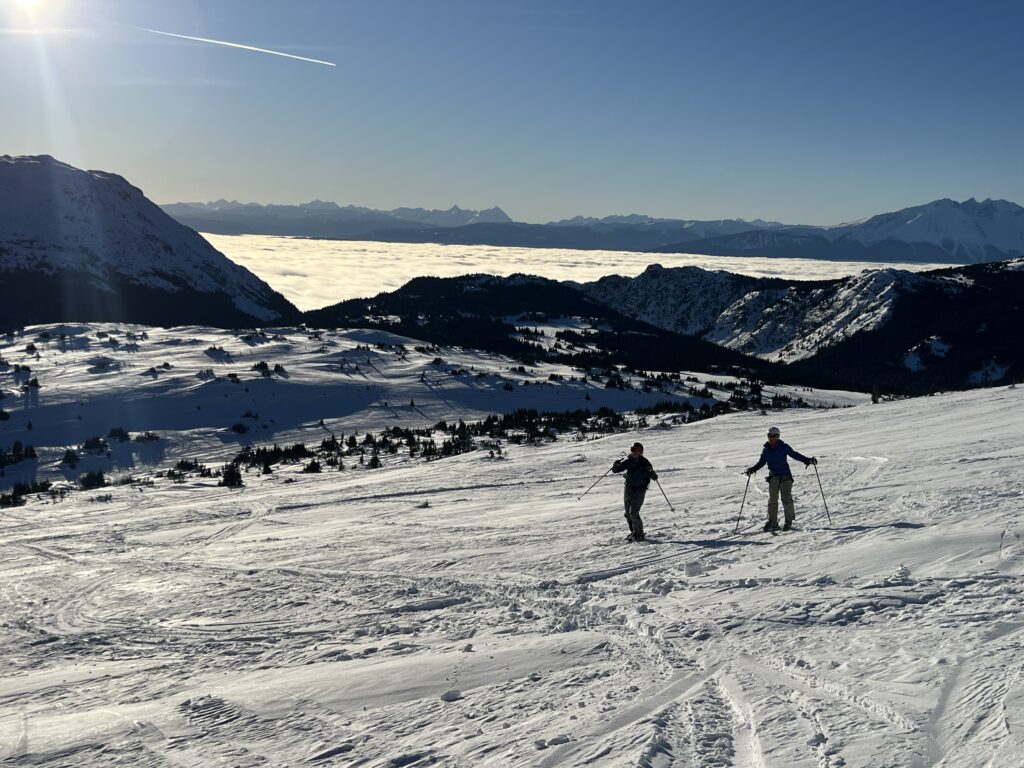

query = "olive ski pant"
[623, 485, 647, 538]
[767, 475, 795, 526]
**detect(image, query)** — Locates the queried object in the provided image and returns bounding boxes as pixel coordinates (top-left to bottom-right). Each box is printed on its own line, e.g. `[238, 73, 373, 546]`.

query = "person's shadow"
[830, 521, 925, 532]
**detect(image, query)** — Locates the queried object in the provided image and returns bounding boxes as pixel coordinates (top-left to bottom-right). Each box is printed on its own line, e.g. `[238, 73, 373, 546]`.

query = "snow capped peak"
[301, 199, 341, 210]
[2, 153, 65, 170]
[0, 155, 296, 326]
[825, 198, 1024, 259]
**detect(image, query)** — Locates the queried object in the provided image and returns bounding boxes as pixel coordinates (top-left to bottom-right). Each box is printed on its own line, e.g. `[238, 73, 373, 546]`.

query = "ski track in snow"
[0, 325, 1023, 766]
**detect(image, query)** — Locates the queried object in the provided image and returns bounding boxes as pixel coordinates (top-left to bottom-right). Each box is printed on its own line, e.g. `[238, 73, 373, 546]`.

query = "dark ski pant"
[767, 475, 795, 526]
[623, 485, 647, 538]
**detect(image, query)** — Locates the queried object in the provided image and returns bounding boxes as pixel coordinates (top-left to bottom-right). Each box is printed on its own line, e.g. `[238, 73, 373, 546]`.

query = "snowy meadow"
[204, 235, 953, 310]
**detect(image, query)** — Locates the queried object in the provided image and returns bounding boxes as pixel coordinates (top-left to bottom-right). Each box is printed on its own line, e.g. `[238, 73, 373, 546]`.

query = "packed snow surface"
[204, 235, 951, 310]
[1, 322, 1021, 767]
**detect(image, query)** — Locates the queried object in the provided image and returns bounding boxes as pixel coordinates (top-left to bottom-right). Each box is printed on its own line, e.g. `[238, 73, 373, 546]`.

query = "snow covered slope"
[582, 265, 927, 363]
[706, 268, 914, 361]
[582, 264, 775, 337]
[0, 320, 1020, 766]
[581, 260, 1024, 390]
[0, 155, 297, 328]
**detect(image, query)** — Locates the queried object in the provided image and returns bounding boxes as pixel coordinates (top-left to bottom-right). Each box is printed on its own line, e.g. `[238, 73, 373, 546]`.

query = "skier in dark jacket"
[745, 425, 816, 531]
[612, 442, 658, 542]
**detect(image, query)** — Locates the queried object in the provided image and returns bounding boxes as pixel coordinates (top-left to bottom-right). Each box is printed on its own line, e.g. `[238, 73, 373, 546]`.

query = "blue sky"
[3, 0, 1022, 224]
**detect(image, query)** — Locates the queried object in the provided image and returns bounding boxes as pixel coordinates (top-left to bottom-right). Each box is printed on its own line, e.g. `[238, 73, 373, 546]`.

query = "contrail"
[138, 27, 336, 67]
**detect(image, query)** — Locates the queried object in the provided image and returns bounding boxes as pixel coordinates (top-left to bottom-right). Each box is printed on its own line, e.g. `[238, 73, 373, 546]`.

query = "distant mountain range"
[161, 199, 514, 239]
[0, 156, 298, 328]
[161, 196, 1024, 265]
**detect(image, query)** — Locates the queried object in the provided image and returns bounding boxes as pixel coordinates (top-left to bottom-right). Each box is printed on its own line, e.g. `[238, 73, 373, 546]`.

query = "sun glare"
[13, 0, 61, 32]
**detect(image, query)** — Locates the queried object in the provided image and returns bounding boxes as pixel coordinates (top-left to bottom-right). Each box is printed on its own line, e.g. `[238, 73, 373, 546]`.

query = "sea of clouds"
[206, 234, 951, 311]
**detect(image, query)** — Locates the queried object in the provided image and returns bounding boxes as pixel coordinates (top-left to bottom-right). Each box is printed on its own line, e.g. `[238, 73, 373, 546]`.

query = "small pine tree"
[79, 470, 106, 491]
[220, 464, 244, 487]
[83, 436, 108, 452]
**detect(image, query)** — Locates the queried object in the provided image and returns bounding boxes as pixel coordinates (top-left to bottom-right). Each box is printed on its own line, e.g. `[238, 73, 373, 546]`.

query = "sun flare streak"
[138, 27, 336, 67]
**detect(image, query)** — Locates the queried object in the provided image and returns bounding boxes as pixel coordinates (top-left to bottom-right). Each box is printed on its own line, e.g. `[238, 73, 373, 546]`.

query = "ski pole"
[735, 473, 751, 532]
[812, 463, 832, 525]
[654, 478, 675, 512]
[578, 467, 613, 500]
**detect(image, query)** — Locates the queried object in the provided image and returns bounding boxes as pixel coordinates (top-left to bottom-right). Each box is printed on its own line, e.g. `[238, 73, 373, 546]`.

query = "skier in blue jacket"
[745, 425, 816, 531]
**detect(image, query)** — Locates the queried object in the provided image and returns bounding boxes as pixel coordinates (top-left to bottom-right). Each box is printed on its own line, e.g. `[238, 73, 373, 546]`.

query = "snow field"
[0, 323, 717, 484]
[0, 324, 1022, 766]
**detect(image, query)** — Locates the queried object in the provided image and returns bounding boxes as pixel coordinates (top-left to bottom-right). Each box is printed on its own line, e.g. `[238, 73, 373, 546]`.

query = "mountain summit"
[655, 198, 1024, 264]
[0, 155, 297, 329]
[822, 198, 1024, 261]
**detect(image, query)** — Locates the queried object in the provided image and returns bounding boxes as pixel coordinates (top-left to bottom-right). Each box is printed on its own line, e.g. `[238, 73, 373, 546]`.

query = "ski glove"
[745, 467, 756, 476]
[650, 471, 659, 481]
[804, 457, 818, 467]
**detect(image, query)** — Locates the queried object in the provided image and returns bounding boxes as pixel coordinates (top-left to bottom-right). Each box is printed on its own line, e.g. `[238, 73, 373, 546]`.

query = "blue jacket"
[751, 439, 810, 477]
[613, 455, 658, 488]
